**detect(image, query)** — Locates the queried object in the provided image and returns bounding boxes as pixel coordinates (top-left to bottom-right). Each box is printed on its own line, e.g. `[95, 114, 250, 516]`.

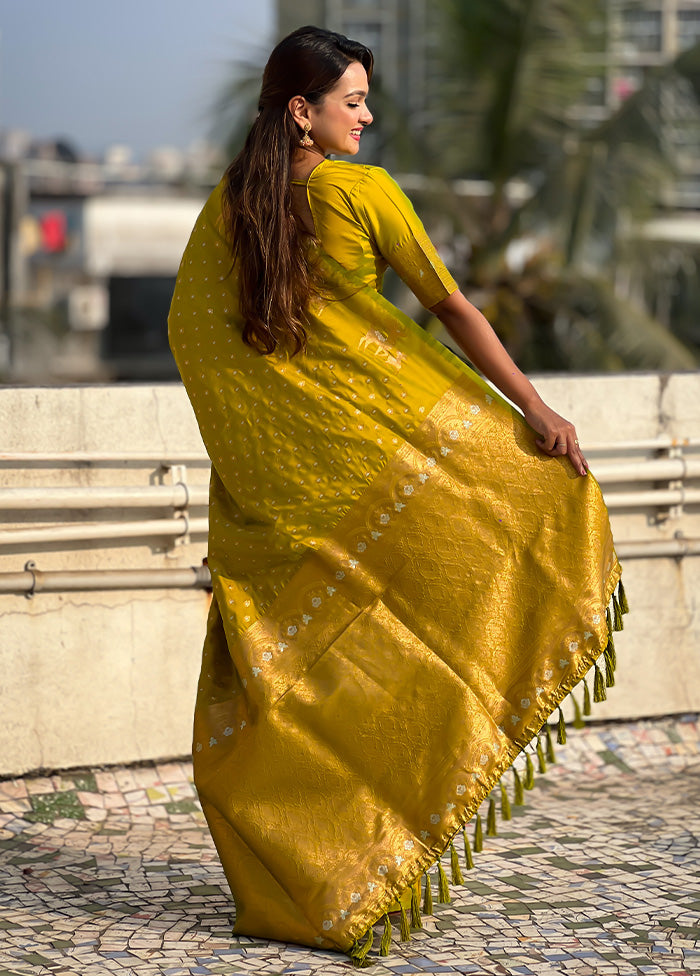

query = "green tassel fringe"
[583, 678, 592, 716]
[365, 573, 629, 967]
[372, 578, 629, 965]
[463, 829, 474, 869]
[437, 860, 450, 904]
[500, 781, 512, 820]
[350, 927, 374, 966]
[612, 591, 623, 631]
[450, 841, 464, 884]
[593, 662, 607, 702]
[525, 752, 535, 789]
[382, 574, 627, 960]
[394, 903, 408, 943]
[545, 723, 556, 763]
[513, 766, 524, 805]
[410, 879, 423, 929]
[399, 903, 411, 942]
[487, 797, 498, 836]
[474, 812, 484, 852]
[557, 706, 567, 745]
[618, 579, 629, 614]
[379, 913, 392, 956]
[604, 648, 615, 687]
[422, 871, 433, 916]
[536, 736, 546, 774]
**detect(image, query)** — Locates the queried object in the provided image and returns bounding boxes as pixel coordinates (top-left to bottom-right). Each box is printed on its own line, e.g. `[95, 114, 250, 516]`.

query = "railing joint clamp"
[24, 559, 37, 599]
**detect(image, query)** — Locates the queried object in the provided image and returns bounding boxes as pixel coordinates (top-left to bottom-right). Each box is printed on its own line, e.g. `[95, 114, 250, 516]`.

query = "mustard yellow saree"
[168, 159, 625, 962]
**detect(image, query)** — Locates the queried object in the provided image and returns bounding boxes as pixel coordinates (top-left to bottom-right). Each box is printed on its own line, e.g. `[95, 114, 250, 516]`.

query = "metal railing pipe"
[604, 487, 700, 508]
[2, 440, 698, 466]
[615, 538, 700, 559]
[0, 451, 210, 464]
[0, 485, 209, 510]
[0, 536, 698, 596]
[0, 517, 209, 547]
[584, 436, 700, 452]
[0, 565, 212, 594]
[594, 457, 700, 483]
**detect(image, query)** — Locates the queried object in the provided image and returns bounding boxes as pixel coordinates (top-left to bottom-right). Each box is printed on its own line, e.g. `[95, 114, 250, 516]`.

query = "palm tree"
[413, 0, 700, 370]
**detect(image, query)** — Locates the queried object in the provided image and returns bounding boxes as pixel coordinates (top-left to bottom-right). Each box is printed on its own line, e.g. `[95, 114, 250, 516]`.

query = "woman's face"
[305, 61, 373, 156]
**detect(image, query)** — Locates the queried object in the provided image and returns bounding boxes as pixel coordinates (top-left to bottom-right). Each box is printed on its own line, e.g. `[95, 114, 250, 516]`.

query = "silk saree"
[168, 159, 625, 962]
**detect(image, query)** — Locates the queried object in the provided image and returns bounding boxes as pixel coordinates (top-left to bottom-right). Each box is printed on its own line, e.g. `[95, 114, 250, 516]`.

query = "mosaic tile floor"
[0, 716, 698, 976]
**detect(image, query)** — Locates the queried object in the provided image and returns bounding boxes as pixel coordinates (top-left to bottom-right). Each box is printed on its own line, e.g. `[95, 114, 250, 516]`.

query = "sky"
[0, 0, 275, 159]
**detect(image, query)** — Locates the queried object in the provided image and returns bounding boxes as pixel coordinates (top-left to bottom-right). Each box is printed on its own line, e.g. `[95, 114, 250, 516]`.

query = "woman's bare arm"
[430, 289, 588, 477]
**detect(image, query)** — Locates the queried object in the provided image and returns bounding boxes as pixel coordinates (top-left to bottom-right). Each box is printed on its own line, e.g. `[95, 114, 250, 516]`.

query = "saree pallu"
[169, 170, 624, 961]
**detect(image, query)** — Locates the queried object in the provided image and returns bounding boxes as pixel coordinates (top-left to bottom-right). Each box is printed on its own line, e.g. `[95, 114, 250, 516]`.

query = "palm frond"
[207, 49, 268, 158]
[554, 273, 699, 370]
[434, 0, 604, 184]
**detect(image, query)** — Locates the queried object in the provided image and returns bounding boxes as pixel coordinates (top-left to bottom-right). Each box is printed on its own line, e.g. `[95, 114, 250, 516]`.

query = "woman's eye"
[347, 103, 359, 109]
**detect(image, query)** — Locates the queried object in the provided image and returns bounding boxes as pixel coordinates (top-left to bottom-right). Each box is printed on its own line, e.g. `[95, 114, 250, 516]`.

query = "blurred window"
[678, 9, 700, 49]
[102, 275, 178, 380]
[343, 19, 382, 56]
[620, 7, 662, 53]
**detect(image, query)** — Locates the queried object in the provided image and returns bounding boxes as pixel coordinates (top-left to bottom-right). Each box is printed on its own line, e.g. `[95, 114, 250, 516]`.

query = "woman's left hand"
[522, 399, 588, 477]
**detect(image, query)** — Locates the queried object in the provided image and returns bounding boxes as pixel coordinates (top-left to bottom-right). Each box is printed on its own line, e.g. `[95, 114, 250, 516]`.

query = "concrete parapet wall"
[1, 385, 210, 776]
[0, 374, 698, 776]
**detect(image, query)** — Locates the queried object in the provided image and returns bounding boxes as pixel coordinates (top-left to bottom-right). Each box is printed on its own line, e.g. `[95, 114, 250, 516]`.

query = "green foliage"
[430, 0, 603, 183]
[421, 0, 700, 370]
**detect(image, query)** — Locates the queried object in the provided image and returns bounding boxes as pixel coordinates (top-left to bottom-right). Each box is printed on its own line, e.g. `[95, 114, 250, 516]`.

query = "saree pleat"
[168, 160, 624, 957]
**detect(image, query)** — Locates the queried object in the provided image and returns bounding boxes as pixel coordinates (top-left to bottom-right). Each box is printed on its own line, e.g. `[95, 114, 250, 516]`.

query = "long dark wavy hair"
[221, 25, 373, 355]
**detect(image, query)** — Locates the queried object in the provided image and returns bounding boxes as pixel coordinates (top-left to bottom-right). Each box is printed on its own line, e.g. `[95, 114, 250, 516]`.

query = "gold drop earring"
[300, 121, 314, 148]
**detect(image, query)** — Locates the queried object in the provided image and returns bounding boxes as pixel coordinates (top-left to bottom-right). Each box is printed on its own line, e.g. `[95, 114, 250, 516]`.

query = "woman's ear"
[287, 95, 309, 130]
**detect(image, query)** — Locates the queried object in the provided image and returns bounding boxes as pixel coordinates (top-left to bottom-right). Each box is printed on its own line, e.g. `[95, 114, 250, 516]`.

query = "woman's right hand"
[522, 398, 588, 477]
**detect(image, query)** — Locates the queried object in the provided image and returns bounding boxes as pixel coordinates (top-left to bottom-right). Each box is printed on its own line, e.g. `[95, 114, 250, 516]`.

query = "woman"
[169, 25, 625, 964]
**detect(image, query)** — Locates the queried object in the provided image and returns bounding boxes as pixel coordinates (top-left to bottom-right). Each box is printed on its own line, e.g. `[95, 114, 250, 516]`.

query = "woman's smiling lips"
[351, 129, 362, 141]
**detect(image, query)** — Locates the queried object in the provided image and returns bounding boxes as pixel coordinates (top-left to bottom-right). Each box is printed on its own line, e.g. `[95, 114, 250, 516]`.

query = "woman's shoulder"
[311, 158, 397, 196]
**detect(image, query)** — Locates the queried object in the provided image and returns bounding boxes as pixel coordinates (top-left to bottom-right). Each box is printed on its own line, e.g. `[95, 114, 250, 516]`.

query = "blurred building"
[0, 142, 223, 384]
[596, 1, 700, 206]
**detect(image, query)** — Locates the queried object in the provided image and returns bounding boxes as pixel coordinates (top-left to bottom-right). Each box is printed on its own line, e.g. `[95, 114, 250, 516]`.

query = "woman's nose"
[361, 104, 373, 125]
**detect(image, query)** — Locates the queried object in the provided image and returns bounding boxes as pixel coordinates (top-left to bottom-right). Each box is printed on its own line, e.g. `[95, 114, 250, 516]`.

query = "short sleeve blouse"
[295, 160, 459, 310]
[351, 166, 459, 309]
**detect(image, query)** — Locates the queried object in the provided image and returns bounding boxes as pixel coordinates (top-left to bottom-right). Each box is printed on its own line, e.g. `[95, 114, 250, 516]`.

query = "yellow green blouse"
[291, 158, 457, 308]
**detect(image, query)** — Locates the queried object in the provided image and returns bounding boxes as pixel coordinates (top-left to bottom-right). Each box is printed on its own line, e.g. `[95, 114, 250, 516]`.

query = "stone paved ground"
[0, 716, 698, 976]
